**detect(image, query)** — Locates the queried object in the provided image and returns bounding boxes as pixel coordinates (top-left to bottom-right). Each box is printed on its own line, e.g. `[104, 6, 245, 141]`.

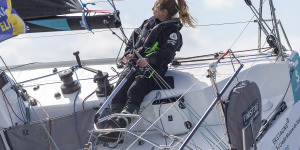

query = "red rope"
[0, 87, 25, 123]
[175, 47, 272, 61]
[217, 49, 230, 63]
[82, 91, 96, 110]
[85, 10, 116, 13]
[1, 87, 14, 126]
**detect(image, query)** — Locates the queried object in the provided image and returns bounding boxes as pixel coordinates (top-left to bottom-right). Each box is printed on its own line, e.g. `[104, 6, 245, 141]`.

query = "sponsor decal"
[167, 40, 177, 46]
[290, 52, 300, 104]
[242, 99, 260, 127]
[170, 33, 178, 40]
[272, 116, 300, 150]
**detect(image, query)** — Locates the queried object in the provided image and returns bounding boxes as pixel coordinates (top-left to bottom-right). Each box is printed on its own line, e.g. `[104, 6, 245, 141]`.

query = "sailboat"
[0, 0, 299, 149]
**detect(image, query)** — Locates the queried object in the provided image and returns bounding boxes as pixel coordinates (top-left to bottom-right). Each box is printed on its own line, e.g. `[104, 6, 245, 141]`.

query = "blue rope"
[73, 70, 82, 150]
[107, 0, 117, 11]
[78, 0, 95, 32]
[26, 101, 31, 122]
[182, 101, 229, 149]
[219, 55, 271, 64]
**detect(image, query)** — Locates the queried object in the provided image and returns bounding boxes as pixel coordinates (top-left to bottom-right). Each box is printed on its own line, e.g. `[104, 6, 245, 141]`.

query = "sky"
[0, 0, 299, 66]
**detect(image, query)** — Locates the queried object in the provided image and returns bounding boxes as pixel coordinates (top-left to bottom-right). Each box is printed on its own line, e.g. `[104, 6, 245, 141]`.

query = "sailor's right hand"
[125, 54, 133, 64]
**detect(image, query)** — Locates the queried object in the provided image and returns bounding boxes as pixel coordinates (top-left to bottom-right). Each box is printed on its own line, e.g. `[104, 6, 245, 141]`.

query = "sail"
[25, 15, 122, 33]
[0, 0, 27, 42]
[11, 0, 82, 19]
[10, 0, 121, 33]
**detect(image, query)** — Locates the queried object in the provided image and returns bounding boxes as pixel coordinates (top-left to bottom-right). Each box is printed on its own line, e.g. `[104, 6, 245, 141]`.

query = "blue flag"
[0, 0, 27, 42]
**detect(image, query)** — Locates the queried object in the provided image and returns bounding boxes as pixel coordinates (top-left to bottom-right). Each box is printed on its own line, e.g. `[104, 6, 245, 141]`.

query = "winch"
[94, 71, 113, 97]
[59, 68, 80, 94]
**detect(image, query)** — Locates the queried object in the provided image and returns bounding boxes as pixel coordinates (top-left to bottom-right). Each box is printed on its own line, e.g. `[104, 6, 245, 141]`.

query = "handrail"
[179, 64, 244, 150]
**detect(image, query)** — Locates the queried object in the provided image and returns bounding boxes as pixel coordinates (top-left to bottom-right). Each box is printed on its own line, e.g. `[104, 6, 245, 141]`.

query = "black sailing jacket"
[124, 16, 183, 76]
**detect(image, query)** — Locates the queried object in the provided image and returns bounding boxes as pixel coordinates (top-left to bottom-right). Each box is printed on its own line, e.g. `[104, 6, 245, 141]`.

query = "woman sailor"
[98, 0, 197, 142]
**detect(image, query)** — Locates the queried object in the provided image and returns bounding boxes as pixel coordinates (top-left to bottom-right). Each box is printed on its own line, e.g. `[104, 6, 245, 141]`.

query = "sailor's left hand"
[136, 58, 149, 68]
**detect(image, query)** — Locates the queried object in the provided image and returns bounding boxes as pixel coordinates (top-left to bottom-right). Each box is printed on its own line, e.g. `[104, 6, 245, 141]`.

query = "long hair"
[157, 0, 197, 28]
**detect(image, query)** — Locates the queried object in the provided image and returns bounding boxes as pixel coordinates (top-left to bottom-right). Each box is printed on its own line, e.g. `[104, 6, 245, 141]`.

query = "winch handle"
[73, 51, 82, 68]
[217, 49, 230, 63]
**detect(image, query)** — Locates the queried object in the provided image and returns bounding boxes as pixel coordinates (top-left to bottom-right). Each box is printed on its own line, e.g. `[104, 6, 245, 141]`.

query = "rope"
[93, 0, 124, 3]
[31, 108, 60, 150]
[107, 0, 117, 11]
[126, 63, 207, 149]
[73, 70, 83, 150]
[28, 97, 52, 150]
[0, 86, 25, 123]
[3, 72, 27, 122]
[11, 20, 260, 40]
[183, 100, 229, 149]
[0, 87, 14, 126]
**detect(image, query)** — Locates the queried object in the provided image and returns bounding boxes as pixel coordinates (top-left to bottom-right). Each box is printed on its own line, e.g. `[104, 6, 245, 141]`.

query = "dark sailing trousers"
[111, 70, 156, 114]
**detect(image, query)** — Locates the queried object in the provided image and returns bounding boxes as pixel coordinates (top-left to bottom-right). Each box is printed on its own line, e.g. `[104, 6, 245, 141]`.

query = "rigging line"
[0, 87, 25, 122]
[229, 15, 255, 50]
[184, 101, 229, 149]
[264, 72, 291, 122]
[182, 101, 228, 149]
[184, 108, 221, 149]
[159, 102, 168, 145]
[31, 106, 60, 150]
[93, 0, 124, 3]
[115, 34, 125, 66]
[134, 50, 213, 130]
[230, 0, 269, 50]
[29, 97, 52, 145]
[126, 73, 207, 150]
[181, 97, 229, 149]
[73, 71, 83, 150]
[175, 53, 272, 64]
[194, 20, 255, 27]
[134, 56, 191, 122]
[0, 56, 18, 84]
[107, 0, 117, 11]
[174, 47, 271, 61]
[259, 46, 278, 89]
[215, 103, 228, 146]
[133, 51, 174, 92]
[12, 20, 260, 40]
[13, 29, 113, 39]
[150, 74, 187, 121]
[3, 72, 27, 122]
[1, 62, 38, 71]
[0, 88, 14, 126]
[242, 40, 269, 81]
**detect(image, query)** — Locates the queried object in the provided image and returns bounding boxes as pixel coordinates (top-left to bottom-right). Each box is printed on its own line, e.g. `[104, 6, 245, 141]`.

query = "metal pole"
[258, 0, 263, 52]
[179, 64, 244, 150]
[279, 21, 293, 51]
[269, 0, 284, 61]
[0, 130, 11, 150]
[95, 67, 136, 116]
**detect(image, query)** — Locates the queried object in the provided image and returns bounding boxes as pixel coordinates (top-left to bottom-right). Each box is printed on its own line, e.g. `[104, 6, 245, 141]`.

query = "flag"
[0, 0, 27, 42]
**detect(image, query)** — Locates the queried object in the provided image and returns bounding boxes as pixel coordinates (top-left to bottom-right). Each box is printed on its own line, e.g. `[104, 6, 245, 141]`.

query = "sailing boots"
[97, 117, 127, 143]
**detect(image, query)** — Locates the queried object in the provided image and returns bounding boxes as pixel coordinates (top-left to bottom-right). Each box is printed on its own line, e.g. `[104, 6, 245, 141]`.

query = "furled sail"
[26, 15, 121, 33]
[11, 0, 82, 19]
[11, 0, 121, 33]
